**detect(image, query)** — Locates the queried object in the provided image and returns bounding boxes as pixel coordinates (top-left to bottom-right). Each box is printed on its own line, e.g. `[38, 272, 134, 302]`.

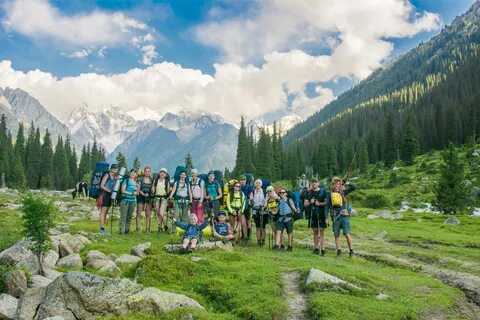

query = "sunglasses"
[279, 191, 286, 194]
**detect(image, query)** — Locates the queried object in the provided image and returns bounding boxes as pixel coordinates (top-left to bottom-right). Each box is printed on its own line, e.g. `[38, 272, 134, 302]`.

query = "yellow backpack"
[331, 192, 343, 207]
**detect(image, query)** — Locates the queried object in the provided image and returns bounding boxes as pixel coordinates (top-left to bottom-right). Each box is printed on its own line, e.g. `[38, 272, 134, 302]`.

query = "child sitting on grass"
[213, 211, 234, 242]
[174, 214, 210, 253]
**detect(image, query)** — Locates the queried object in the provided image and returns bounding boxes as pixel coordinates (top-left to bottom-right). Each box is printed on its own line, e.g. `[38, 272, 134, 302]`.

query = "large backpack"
[287, 191, 302, 220]
[89, 162, 110, 199]
[174, 165, 187, 183]
[213, 170, 224, 189]
[244, 173, 254, 187]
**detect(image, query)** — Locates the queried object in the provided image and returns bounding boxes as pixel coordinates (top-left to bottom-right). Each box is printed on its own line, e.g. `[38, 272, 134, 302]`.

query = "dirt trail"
[281, 271, 308, 320]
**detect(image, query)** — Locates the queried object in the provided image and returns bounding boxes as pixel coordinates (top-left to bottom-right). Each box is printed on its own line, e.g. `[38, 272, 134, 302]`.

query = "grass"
[1, 147, 480, 319]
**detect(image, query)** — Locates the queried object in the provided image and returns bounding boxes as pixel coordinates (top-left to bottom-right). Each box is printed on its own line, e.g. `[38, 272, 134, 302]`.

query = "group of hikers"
[95, 164, 356, 256]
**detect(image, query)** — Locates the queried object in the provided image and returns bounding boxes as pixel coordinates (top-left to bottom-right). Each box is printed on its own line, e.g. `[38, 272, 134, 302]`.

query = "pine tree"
[435, 144, 469, 214]
[400, 113, 418, 165]
[25, 125, 42, 188]
[132, 157, 141, 172]
[116, 152, 127, 169]
[255, 128, 273, 178]
[358, 141, 369, 173]
[14, 122, 26, 169]
[9, 151, 26, 190]
[53, 137, 70, 190]
[64, 136, 76, 185]
[39, 130, 54, 189]
[234, 117, 250, 176]
[78, 145, 91, 182]
[384, 113, 397, 168]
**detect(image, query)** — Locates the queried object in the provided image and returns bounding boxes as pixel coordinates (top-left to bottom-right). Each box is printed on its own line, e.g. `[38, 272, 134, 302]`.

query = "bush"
[363, 192, 390, 209]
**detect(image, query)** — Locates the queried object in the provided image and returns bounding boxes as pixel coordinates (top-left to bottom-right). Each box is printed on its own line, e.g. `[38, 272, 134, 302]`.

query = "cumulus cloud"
[1, 0, 157, 61]
[0, 0, 443, 125]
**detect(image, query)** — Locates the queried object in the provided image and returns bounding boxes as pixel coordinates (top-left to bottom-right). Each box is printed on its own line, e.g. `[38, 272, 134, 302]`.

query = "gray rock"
[56, 254, 83, 270]
[131, 242, 152, 257]
[30, 275, 52, 288]
[191, 256, 203, 262]
[51, 233, 90, 258]
[85, 250, 108, 269]
[16, 254, 40, 275]
[375, 210, 393, 219]
[43, 317, 65, 320]
[305, 268, 360, 291]
[367, 214, 379, 220]
[43, 250, 59, 270]
[127, 287, 204, 314]
[0, 240, 34, 267]
[0, 294, 18, 320]
[4, 269, 28, 298]
[35, 272, 143, 320]
[443, 216, 460, 225]
[373, 231, 388, 241]
[376, 293, 390, 300]
[43, 269, 63, 281]
[97, 260, 121, 277]
[115, 254, 142, 267]
[16, 287, 46, 320]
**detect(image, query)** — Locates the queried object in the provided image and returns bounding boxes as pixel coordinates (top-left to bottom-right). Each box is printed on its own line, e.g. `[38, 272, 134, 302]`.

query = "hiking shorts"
[333, 215, 351, 237]
[308, 207, 327, 229]
[242, 208, 251, 220]
[253, 211, 269, 229]
[101, 192, 113, 208]
[276, 217, 293, 234]
[137, 195, 152, 205]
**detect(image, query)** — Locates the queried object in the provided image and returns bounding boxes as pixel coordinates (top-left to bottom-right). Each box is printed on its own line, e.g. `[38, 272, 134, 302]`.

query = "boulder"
[0, 240, 35, 267]
[85, 250, 108, 268]
[43, 269, 63, 281]
[305, 268, 361, 291]
[471, 208, 480, 217]
[127, 287, 204, 314]
[17, 287, 46, 320]
[375, 210, 393, 219]
[444, 216, 460, 225]
[43, 317, 65, 320]
[56, 254, 83, 270]
[0, 294, 18, 320]
[165, 241, 233, 253]
[35, 272, 143, 320]
[115, 254, 142, 267]
[30, 275, 53, 288]
[51, 233, 89, 258]
[131, 242, 152, 258]
[4, 269, 28, 298]
[97, 260, 121, 277]
[16, 254, 41, 275]
[43, 250, 59, 270]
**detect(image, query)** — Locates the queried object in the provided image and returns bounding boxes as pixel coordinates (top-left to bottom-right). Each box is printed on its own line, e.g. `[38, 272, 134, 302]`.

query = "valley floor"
[1, 186, 479, 320]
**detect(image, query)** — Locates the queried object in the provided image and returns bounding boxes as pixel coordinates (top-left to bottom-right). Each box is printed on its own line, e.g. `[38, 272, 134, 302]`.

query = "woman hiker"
[119, 169, 139, 234]
[136, 166, 154, 232]
[152, 168, 170, 232]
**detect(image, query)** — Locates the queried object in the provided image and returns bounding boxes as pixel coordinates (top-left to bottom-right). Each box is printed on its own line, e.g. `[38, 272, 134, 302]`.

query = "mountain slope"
[0, 87, 70, 140]
[108, 112, 238, 172]
[284, 1, 480, 144]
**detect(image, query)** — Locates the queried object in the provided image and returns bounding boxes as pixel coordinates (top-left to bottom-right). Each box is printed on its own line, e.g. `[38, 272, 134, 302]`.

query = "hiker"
[250, 179, 268, 246]
[239, 175, 254, 240]
[152, 168, 170, 232]
[329, 177, 356, 257]
[274, 188, 298, 251]
[174, 214, 210, 253]
[119, 169, 138, 234]
[227, 181, 247, 242]
[301, 182, 312, 220]
[213, 211, 234, 242]
[205, 171, 222, 217]
[136, 166, 154, 232]
[190, 168, 205, 223]
[264, 185, 279, 247]
[298, 174, 309, 191]
[79, 181, 88, 198]
[308, 179, 328, 255]
[170, 170, 192, 223]
[98, 164, 119, 235]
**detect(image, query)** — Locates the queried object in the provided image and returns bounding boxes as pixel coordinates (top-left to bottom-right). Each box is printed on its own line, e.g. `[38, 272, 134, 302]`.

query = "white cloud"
[2, 0, 157, 61]
[66, 49, 90, 59]
[140, 45, 158, 65]
[194, 0, 441, 67]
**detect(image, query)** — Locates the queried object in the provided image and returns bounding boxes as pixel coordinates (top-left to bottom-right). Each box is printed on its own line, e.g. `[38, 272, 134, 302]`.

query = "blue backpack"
[89, 162, 110, 199]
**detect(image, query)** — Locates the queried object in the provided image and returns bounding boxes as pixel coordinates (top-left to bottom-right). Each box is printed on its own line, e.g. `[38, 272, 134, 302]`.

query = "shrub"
[363, 192, 390, 209]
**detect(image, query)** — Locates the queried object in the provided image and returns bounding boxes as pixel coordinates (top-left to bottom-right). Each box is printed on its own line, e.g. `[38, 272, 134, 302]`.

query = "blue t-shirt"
[206, 182, 219, 198]
[215, 222, 229, 236]
[122, 178, 137, 203]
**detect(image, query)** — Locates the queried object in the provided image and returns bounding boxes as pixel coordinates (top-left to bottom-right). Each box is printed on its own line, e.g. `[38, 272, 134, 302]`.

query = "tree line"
[0, 115, 105, 190]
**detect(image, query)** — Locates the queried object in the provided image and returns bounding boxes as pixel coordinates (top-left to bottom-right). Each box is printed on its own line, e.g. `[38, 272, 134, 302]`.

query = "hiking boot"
[336, 249, 342, 257]
[280, 244, 285, 250]
[99, 228, 106, 235]
[164, 225, 168, 232]
[321, 249, 326, 256]
[313, 248, 320, 255]
[287, 246, 293, 252]
[349, 249, 354, 257]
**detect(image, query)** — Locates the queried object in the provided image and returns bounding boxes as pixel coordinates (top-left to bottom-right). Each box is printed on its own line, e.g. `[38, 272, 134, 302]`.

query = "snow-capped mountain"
[0, 87, 70, 140]
[108, 111, 238, 172]
[67, 105, 157, 153]
[248, 111, 302, 137]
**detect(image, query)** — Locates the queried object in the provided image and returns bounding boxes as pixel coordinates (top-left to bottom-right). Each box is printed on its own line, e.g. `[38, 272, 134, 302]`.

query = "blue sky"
[0, 0, 474, 78]
[0, 0, 476, 123]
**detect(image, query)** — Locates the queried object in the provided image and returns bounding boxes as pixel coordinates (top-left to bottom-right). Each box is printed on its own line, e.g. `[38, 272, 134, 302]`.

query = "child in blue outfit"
[174, 214, 210, 253]
[213, 211, 234, 242]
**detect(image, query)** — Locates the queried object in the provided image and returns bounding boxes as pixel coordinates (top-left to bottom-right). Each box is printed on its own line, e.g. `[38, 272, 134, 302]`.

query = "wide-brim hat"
[159, 168, 168, 174]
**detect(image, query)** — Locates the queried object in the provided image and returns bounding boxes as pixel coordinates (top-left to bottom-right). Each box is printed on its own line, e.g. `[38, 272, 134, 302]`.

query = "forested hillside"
[277, 1, 480, 179]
